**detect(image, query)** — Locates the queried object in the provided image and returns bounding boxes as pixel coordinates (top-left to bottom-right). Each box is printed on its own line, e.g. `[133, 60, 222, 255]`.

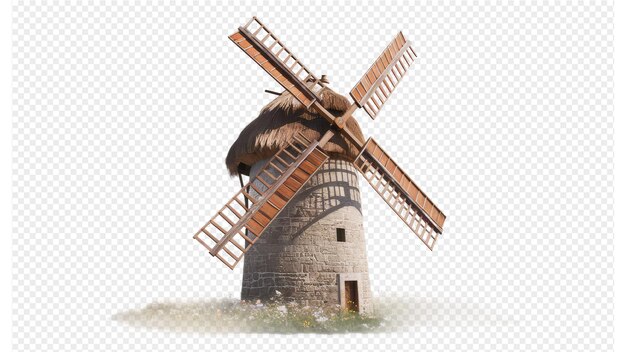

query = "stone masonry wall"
[241, 158, 373, 314]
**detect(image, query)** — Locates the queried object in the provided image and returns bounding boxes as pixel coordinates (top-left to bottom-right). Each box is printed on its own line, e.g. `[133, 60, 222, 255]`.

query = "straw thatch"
[225, 87, 365, 175]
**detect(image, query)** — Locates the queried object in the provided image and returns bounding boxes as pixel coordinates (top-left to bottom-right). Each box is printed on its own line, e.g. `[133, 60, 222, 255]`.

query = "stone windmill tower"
[193, 17, 448, 314]
[226, 85, 373, 313]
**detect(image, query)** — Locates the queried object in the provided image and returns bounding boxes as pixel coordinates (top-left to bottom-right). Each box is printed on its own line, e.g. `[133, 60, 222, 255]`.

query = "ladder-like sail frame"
[194, 132, 329, 269]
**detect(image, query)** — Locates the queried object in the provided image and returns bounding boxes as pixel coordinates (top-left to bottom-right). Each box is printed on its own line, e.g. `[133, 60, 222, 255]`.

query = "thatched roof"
[225, 86, 365, 175]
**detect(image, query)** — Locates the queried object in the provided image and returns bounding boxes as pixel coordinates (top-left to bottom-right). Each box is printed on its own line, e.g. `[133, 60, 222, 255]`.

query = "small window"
[336, 228, 346, 242]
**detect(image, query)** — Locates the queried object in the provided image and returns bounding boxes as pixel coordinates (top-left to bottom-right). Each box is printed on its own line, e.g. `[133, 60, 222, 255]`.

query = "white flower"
[315, 315, 329, 323]
[313, 309, 328, 322]
[275, 290, 282, 296]
[276, 305, 287, 314]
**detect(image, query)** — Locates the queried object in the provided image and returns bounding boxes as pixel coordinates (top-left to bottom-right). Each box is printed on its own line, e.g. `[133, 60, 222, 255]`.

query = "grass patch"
[114, 297, 391, 334]
[114, 296, 506, 334]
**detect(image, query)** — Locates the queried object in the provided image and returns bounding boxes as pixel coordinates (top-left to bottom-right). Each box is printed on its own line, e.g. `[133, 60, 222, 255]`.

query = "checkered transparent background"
[12, 1, 613, 351]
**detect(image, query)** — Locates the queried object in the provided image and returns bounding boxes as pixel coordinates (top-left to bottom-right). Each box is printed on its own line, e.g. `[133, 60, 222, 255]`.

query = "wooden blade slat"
[353, 138, 446, 250]
[349, 32, 416, 120]
[194, 132, 329, 269]
[228, 17, 322, 108]
[261, 169, 278, 181]
[267, 193, 288, 208]
[233, 196, 249, 211]
[241, 190, 257, 204]
[201, 228, 219, 243]
[271, 159, 287, 171]
[255, 174, 272, 188]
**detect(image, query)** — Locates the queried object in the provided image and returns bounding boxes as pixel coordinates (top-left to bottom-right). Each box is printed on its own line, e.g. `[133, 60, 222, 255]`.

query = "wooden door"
[345, 281, 359, 312]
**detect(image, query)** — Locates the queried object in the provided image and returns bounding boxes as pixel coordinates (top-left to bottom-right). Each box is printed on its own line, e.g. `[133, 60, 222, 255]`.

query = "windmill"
[194, 17, 446, 313]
